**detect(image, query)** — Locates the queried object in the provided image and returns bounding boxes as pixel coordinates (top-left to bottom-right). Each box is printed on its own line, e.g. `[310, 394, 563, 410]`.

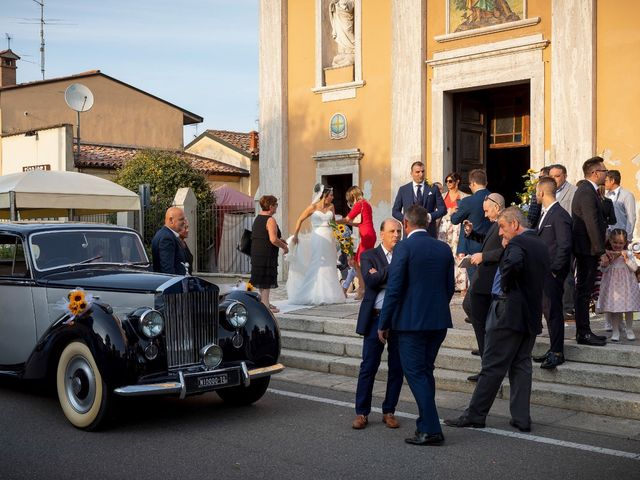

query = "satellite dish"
[64, 83, 94, 112]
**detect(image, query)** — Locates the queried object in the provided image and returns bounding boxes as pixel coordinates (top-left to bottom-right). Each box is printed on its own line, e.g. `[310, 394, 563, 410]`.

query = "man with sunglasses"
[571, 156, 609, 346]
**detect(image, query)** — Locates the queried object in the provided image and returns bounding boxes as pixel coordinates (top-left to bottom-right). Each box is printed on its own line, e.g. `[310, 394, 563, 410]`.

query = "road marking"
[268, 388, 640, 461]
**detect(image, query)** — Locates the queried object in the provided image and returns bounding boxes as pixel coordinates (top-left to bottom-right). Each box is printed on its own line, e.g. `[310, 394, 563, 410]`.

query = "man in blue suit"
[378, 205, 454, 446]
[151, 206, 189, 275]
[451, 169, 492, 279]
[392, 161, 446, 238]
[352, 218, 404, 430]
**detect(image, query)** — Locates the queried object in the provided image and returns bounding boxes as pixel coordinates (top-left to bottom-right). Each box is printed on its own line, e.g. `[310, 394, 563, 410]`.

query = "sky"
[2, 0, 259, 143]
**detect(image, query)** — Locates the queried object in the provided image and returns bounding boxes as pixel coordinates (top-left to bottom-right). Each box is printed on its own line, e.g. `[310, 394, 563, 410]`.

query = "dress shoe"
[467, 373, 479, 382]
[576, 333, 606, 346]
[404, 431, 445, 446]
[532, 351, 550, 363]
[352, 415, 368, 429]
[590, 332, 607, 341]
[382, 413, 400, 429]
[564, 309, 575, 320]
[509, 420, 531, 432]
[444, 416, 485, 429]
[464, 316, 472, 324]
[540, 352, 564, 370]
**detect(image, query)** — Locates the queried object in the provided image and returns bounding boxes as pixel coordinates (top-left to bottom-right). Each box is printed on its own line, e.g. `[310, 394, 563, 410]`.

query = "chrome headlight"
[226, 301, 248, 328]
[201, 343, 223, 369]
[139, 309, 164, 338]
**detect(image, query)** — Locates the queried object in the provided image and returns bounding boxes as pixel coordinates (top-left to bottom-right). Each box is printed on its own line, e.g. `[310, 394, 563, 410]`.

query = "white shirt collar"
[167, 226, 181, 238]
[587, 179, 599, 191]
[381, 244, 392, 257]
[541, 200, 557, 214]
[407, 228, 427, 238]
[608, 186, 621, 196]
[413, 181, 425, 189]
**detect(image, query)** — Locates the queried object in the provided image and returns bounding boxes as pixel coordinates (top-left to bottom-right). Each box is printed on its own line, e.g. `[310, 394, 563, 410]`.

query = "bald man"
[151, 206, 189, 275]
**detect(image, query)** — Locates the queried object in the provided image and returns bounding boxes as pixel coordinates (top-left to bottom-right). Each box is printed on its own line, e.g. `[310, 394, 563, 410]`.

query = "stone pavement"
[266, 286, 640, 441]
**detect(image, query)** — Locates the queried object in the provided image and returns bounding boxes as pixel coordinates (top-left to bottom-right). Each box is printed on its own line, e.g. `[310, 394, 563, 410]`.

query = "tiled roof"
[76, 144, 249, 176]
[206, 129, 259, 157]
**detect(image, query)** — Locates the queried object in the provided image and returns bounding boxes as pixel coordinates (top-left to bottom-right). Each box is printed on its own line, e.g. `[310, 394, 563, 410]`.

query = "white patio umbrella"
[0, 170, 140, 220]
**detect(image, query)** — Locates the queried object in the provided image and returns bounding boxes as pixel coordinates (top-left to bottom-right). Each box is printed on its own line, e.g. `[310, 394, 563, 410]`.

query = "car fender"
[219, 291, 281, 368]
[23, 302, 133, 386]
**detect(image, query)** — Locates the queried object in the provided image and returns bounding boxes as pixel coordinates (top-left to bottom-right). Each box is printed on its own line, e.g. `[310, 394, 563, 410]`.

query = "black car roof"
[0, 222, 139, 235]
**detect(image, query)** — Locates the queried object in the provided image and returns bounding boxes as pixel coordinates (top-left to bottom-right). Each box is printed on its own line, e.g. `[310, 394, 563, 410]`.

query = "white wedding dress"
[286, 210, 346, 305]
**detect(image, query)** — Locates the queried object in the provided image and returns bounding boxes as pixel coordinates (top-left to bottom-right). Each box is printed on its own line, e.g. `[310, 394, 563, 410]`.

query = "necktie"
[386, 252, 392, 264]
[416, 184, 423, 205]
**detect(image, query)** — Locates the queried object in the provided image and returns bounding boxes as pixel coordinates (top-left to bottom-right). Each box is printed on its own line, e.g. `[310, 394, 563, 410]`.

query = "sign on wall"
[330, 113, 347, 140]
[448, 0, 524, 34]
[22, 164, 51, 172]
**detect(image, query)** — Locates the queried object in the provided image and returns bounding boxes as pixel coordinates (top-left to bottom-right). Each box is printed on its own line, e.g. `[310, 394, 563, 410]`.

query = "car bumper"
[113, 362, 284, 398]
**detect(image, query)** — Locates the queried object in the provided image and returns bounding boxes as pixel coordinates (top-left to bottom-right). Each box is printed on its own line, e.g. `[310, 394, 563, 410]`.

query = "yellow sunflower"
[69, 289, 85, 304]
[338, 225, 346, 234]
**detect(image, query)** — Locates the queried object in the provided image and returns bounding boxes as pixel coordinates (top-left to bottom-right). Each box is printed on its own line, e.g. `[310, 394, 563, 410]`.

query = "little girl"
[597, 229, 640, 341]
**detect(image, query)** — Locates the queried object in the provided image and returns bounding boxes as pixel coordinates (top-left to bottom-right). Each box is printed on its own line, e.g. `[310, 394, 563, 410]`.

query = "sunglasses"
[445, 179, 455, 184]
[484, 195, 501, 207]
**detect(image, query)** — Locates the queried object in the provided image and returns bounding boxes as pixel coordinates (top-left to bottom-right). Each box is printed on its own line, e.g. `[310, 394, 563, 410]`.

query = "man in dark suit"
[445, 207, 550, 433]
[451, 169, 492, 279]
[572, 157, 609, 346]
[462, 193, 505, 381]
[378, 205, 454, 446]
[151, 206, 189, 275]
[352, 218, 404, 430]
[532, 177, 572, 369]
[392, 161, 445, 238]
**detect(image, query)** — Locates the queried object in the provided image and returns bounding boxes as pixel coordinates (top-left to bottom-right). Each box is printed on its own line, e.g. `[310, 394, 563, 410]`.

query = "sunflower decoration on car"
[56, 288, 94, 325]
[329, 220, 355, 256]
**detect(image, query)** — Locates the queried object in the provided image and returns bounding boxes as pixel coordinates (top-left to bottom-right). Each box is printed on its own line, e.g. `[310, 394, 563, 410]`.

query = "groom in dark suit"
[392, 161, 445, 238]
[379, 205, 454, 446]
[352, 218, 404, 430]
[151, 206, 189, 275]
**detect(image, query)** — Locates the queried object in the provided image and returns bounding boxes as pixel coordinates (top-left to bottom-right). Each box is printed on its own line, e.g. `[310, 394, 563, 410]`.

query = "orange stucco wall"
[597, 0, 640, 194]
[286, 0, 392, 233]
[0, 75, 185, 151]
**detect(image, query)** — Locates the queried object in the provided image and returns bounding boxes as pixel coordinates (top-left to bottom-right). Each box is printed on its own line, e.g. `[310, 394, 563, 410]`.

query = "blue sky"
[2, 0, 259, 143]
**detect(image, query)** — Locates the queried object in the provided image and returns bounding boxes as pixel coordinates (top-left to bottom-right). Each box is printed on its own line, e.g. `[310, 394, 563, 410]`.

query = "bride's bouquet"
[329, 220, 355, 256]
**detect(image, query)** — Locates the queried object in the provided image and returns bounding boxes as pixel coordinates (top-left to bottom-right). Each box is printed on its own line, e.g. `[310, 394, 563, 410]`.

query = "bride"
[286, 184, 346, 305]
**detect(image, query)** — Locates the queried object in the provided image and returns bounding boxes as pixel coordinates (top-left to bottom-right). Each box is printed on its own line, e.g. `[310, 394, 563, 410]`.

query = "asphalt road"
[0, 377, 638, 480]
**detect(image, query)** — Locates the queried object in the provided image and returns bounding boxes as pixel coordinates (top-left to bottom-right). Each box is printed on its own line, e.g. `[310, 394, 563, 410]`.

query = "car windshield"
[29, 229, 149, 271]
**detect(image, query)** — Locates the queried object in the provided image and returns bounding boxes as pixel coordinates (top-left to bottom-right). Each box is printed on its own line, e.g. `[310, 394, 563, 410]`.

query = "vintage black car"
[0, 223, 283, 430]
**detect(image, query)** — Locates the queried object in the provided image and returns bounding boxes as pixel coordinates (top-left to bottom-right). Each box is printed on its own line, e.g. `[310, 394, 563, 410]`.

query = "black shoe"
[467, 374, 479, 382]
[464, 317, 472, 324]
[471, 349, 480, 356]
[444, 417, 485, 429]
[576, 333, 606, 346]
[404, 431, 445, 446]
[509, 420, 531, 432]
[532, 350, 550, 363]
[540, 352, 565, 370]
[564, 310, 575, 320]
[590, 332, 607, 341]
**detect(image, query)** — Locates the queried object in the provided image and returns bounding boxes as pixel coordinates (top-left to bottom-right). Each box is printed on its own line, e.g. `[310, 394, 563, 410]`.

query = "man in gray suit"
[605, 170, 636, 239]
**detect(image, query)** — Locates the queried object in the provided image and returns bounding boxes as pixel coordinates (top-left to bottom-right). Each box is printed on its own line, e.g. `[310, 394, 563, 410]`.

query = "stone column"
[551, 0, 596, 181]
[259, 0, 288, 233]
[390, 0, 426, 196]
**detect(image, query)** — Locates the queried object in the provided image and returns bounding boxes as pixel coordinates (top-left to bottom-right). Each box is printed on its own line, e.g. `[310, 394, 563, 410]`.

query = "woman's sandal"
[269, 304, 280, 313]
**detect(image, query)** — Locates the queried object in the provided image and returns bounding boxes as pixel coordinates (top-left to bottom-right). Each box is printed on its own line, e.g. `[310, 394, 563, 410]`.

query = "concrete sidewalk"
[267, 287, 640, 441]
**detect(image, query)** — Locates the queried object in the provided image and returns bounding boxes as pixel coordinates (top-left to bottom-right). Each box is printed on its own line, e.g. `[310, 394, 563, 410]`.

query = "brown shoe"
[352, 415, 368, 429]
[382, 413, 400, 429]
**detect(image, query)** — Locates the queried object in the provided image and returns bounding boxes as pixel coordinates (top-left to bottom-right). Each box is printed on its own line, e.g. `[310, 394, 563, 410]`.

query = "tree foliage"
[115, 150, 213, 207]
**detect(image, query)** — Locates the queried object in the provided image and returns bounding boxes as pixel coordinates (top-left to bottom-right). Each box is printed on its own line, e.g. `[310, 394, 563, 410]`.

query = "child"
[597, 229, 639, 341]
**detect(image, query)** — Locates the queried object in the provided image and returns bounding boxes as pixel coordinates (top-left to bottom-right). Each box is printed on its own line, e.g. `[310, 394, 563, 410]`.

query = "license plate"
[197, 373, 229, 388]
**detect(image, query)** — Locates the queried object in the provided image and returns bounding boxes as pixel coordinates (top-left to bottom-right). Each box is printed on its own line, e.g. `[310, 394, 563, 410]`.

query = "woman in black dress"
[250, 195, 288, 313]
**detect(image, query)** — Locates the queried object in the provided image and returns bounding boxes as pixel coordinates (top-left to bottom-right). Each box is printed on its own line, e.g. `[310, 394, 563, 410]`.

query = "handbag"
[238, 229, 252, 256]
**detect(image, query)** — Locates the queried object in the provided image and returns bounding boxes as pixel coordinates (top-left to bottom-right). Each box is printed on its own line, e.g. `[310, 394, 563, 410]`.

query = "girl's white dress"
[286, 210, 346, 305]
[596, 253, 640, 313]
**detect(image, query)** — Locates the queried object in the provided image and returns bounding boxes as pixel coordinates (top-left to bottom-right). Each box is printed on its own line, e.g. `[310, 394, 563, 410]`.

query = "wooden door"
[454, 95, 487, 189]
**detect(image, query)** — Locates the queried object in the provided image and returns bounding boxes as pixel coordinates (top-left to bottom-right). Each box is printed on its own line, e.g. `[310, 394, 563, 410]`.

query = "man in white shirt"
[605, 169, 636, 240]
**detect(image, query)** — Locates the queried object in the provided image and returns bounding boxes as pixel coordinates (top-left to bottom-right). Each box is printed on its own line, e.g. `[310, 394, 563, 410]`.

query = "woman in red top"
[338, 186, 376, 299]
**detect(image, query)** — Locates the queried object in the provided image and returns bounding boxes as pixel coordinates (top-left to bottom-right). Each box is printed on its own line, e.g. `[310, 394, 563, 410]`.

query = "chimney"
[0, 49, 20, 87]
[249, 130, 258, 156]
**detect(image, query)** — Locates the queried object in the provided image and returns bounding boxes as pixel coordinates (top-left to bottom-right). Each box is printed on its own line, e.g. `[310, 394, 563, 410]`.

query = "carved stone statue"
[329, 0, 355, 67]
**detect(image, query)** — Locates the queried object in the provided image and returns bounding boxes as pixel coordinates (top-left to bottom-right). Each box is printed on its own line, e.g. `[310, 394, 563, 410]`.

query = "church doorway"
[322, 173, 352, 217]
[452, 83, 530, 206]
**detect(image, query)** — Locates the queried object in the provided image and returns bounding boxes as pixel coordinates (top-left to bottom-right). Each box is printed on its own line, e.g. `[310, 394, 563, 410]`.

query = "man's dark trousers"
[396, 329, 447, 434]
[543, 270, 568, 353]
[355, 318, 403, 415]
[464, 300, 536, 426]
[574, 254, 600, 337]
[470, 291, 492, 355]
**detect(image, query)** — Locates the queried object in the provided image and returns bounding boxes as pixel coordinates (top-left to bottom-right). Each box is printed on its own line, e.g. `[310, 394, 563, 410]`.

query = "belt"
[373, 308, 382, 316]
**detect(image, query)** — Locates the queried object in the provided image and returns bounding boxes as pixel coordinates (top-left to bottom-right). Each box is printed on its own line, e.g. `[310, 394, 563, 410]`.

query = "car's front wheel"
[217, 376, 270, 406]
[56, 341, 110, 430]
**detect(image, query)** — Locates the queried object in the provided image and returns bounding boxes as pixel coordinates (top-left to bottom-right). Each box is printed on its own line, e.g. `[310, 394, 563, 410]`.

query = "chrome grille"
[163, 290, 218, 369]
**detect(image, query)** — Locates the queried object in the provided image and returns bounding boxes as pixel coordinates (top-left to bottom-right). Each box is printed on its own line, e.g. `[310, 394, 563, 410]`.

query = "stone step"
[277, 314, 640, 368]
[279, 349, 640, 420]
